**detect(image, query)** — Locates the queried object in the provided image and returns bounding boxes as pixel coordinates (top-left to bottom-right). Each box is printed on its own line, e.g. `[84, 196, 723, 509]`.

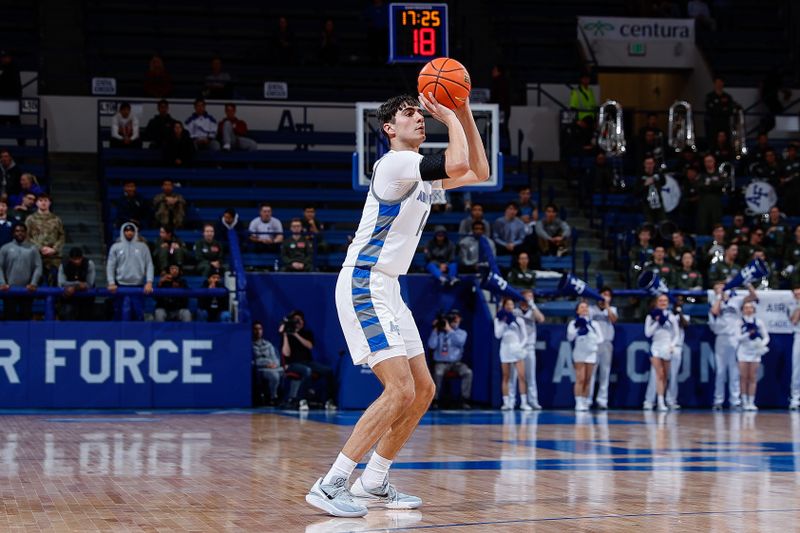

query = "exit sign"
[628, 42, 646, 56]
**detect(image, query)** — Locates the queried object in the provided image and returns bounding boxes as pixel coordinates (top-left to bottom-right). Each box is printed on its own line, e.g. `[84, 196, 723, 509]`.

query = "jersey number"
[415, 210, 429, 237]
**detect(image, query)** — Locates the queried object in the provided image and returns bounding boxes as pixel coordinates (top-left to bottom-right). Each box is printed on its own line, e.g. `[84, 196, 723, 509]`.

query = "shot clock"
[388, 3, 449, 63]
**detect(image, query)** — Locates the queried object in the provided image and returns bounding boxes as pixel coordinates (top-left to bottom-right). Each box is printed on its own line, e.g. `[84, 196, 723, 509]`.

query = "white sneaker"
[744, 402, 758, 411]
[299, 399, 309, 411]
[306, 477, 367, 518]
[519, 401, 533, 411]
[529, 400, 543, 410]
[656, 402, 669, 412]
[350, 477, 422, 509]
[325, 400, 337, 411]
[643, 401, 653, 411]
[790, 400, 800, 411]
[668, 403, 681, 410]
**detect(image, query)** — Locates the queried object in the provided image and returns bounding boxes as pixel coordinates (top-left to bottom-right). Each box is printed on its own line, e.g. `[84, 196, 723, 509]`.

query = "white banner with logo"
[577, 17, 696, 68]
[707, 290, 798, 334]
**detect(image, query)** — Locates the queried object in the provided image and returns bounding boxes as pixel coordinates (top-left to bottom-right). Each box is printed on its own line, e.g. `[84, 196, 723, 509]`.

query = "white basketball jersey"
[342, 150, 442, 277]
[589, 304, 617, 343]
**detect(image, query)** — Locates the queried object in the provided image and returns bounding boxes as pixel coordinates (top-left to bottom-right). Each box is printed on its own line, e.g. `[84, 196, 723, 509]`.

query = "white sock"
[322, 452, 357, 486]
[575, 396, 583, 409]
[503, 395, 511, 408]
[360, 451, 393, 490]
[520, 394, 528, 406]
[657, 395, 666, 407]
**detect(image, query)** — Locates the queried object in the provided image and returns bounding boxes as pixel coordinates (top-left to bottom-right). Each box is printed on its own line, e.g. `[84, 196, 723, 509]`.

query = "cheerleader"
[735, 301, 770, 411]
[791, 287, 800, 411]
[644, 303, 687, 410]
[567, 301, 604, 411]
[509, 289, 546, 410]
[644, 294, 680, 412]
[495, 297, 531, 411]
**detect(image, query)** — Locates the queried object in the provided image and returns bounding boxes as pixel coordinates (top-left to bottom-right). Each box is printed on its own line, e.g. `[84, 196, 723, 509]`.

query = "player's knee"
[416, 375, 436, 404]
[387, 379, 416, 408]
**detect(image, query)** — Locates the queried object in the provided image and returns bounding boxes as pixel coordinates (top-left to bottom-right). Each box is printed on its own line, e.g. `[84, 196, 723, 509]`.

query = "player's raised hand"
[419, 92, 457, 125]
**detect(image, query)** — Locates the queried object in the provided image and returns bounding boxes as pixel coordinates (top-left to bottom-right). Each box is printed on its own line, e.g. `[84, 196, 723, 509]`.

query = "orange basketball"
[417, 58, 471, 110]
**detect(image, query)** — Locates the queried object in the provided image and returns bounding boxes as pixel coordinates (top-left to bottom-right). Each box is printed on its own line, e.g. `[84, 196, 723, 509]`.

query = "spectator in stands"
[535, 203, 571, 256]
[667, 231, 692, 266]
[705, 77, 734, 137]
[727, 213, 750, 246]
[144, 99, 177, 150]
[203, 57, 233, 99]
[637, 113, 663, 145]
[424, 225, 458, 286]
[115, 180, 150, 229]
[643, 246, 675, 285]
[215, 208, 245, 248]
[0, 50, 21, 102]
[702, 223, 728, 269]
[564, 116, 596, 157]
[252, 321, 282, 406]
[708, 243, 740, 285]
[143, 54, 173, 98]
[185, 98, 220, 151]
[9, 173, 43, 208]
[197, 268, 230, 323]
[319, 18, 339, 66]
[280, 309, 337, 410]
[517, 187, 538, 226]
[568, 71, 596, 122]
[194, 224, 224, 278]
[493, 202, 526, 255]
[0, 149, 21, 198]
[629, 226, 655, 282]
[593, 151, 616, 194]
[780, 143, 800, 214]
[57, 247, 95, 321]
[110, 102, 141, 149]
[738, 227, 765, 266]
[458, 203, 491, 239]
[218, 103, 257, 152]
[761, 206, 790, 260]
[10, 192, 36, 224]
[711, 130, 733, 164]
[673, 251, 703, 292]
[458, 220, 494, 273]
[0, 224, 41, 320]
[636, 128, 664, 168]
[107, 223, 154, 321]
[154, 264, 191, 322]
[688, 0, 716, 32]
[748, 132, 773, 169]
[153, 179, 186, 229]
[162, 121, 195, 167]
[636, 156, 666, 224]
[784, 224, 800, 269]
[153, 224, 188, 275]
[301, 206, 327, 252]
[25, 193, 65, 285]
[679, 164, 701, 233]
[249, 203, 284, 252]
[676, 147, 698, 176]
[429, 309, 472, 410]
[508, 251, 535, 290]
[697, 154, 725, 235]
[281, 218, 313, 272]
[273, 15, 297, 65]
[0, 199, 13, 248]
[753, 148, 781, 186]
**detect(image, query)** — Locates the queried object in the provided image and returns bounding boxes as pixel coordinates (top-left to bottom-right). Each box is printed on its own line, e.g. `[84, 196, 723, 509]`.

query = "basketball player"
[305, 92, 489, 517]
[708, 282, 757, 410]
[588, 287, 617, 409]
[788, 287, 800, 410]
[644, 294, 681, 412]
[567, 301, 604, 411]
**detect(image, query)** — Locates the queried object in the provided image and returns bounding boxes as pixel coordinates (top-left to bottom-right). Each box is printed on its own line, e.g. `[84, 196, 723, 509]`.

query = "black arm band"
[419, 153, 448, 181]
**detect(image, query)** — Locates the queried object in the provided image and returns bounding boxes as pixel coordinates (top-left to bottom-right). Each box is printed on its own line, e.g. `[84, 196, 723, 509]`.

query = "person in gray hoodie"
[106, 222, 154, 320]
[0, 224, 42, 319]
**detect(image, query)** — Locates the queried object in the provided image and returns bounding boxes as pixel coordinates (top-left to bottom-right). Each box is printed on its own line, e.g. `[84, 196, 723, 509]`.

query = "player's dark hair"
[377, 94, 419, 138]
[259, 203, 271, 210]
[505, 202, 519, 210]
[545, 202, 558, 211]
[601, 286, 613, 295]
[471, 220, 485, 230]
[119, 102, 131, 111]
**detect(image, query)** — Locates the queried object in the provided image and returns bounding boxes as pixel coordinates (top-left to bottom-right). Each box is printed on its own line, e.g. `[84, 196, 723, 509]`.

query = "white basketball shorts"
[335, 266, 423, 368]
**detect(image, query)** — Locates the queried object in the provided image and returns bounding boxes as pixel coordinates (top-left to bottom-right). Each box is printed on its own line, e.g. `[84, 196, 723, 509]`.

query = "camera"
[282, 314, 300, 334]
[434, 313, 447, 331]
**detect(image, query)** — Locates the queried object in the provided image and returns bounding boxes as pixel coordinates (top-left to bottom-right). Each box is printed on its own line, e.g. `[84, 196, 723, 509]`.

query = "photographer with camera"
[427, 309, 471, 409]
[280, 309, 336, 411]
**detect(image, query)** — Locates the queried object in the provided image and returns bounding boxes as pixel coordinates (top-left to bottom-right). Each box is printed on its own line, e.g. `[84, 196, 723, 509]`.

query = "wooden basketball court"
[1, 409, 798, 531]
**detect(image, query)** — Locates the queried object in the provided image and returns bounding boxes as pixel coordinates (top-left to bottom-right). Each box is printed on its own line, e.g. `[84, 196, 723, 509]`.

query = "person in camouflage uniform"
[672, 251, 704, 290]
[281, 218, 313, 272]
[25, 193, 65, 284]
[628, 226, 655, 286]
[667, 231, 693, 266]
[193, 223, 224, 278]
[152, 179, 186, 228]
[708, 243, 741, 286]
[152, 224, 188, 275]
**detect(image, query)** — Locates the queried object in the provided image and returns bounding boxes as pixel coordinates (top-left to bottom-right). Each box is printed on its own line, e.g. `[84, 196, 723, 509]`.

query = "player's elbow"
[446, 159, 470, 178]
